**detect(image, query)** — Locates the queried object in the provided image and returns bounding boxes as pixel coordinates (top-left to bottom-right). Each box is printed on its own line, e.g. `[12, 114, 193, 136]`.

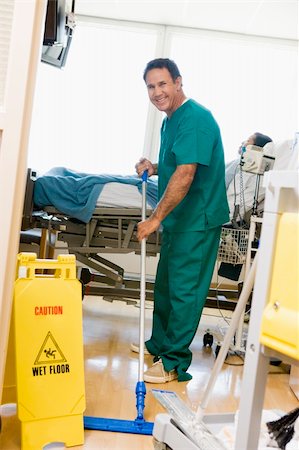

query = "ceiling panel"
[75, 0, 298, 40]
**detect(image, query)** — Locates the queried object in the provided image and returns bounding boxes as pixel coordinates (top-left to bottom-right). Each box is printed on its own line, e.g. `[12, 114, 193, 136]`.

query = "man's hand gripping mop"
[84, 170, 154, 435]
[152, 255, 258, 449]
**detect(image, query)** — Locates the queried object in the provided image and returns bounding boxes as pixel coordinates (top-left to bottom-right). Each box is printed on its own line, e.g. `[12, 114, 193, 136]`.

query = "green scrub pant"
[146, 226, 222, 381]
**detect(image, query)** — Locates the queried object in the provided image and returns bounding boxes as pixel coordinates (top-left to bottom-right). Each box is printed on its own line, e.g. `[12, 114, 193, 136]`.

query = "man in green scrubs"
[134, 58, 229, 383]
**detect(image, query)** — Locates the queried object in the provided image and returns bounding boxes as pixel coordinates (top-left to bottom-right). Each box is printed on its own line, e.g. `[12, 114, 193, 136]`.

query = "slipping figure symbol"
[44, 348, 56, 359]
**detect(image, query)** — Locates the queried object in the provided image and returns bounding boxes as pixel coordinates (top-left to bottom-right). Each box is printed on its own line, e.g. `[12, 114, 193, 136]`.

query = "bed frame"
[21, 169, 244, 309]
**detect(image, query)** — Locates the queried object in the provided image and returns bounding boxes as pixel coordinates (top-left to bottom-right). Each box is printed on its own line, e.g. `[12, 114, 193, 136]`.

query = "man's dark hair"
[253, 132, 272, 147]
[143, 58, 181, 82]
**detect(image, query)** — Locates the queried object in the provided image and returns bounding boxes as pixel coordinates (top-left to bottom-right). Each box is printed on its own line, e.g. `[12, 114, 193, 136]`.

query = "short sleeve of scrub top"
[172, 107, 215, 167]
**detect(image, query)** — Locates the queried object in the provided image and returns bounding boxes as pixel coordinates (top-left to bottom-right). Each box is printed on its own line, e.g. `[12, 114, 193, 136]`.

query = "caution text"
[35, 306, 63, 315]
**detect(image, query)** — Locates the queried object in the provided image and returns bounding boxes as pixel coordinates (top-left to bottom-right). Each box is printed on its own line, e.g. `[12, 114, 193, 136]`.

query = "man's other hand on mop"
[137, 216, 161, 241]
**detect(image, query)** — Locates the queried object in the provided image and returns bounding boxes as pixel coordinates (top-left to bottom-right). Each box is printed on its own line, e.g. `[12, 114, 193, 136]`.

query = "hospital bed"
[21, 168, 160, 301]
[21, 138, 296, 307]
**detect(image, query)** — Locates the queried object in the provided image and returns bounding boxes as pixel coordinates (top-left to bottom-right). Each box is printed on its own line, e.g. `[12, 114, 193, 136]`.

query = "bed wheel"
[215, 344, 221, 358]
[203, 330, 214, 347]
[214, 344, 229, 360]
[79, 279, 85, 300]
[80, 268, 92, 284]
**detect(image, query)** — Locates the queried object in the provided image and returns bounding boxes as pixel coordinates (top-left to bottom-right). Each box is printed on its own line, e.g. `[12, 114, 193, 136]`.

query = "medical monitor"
[241, 144, 275, 175]
[41, 0, 75, 69]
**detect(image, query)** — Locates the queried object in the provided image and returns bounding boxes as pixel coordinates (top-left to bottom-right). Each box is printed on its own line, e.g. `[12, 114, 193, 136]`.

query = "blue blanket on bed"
[34, 167, 158, 223]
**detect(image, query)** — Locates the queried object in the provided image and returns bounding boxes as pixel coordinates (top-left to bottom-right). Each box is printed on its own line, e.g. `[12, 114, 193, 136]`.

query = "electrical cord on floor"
[223, 351, 245, 366]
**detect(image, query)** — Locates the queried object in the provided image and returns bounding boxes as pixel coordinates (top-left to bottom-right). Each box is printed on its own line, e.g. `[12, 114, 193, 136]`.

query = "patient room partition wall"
[0, 1, 46, 401]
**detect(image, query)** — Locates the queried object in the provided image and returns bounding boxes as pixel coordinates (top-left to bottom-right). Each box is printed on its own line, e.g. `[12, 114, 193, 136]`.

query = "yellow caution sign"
[13, 253, 85, 449]
[260, 213, 299, 360]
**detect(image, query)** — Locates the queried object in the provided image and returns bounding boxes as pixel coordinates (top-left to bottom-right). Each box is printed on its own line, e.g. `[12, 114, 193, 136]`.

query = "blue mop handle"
[142, 169, 148, 182]
[135, 381, 146, 421]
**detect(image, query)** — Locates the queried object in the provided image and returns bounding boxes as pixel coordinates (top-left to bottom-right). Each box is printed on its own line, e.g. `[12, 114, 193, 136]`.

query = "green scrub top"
[158, 99, 229, 232]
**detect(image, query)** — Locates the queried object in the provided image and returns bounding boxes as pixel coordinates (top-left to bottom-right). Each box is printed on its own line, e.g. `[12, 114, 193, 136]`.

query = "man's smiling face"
[145, 67, 183, 117]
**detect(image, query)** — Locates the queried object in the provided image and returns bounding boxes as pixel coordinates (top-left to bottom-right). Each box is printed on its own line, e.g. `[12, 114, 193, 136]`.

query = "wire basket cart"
[217, 227, 250, 265]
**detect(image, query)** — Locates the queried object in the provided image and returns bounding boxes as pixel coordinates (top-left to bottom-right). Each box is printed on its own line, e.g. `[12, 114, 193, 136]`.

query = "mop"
[152, 254, 258, 449]
[266, 407, 299, 449]
[84, 170, 154, 435]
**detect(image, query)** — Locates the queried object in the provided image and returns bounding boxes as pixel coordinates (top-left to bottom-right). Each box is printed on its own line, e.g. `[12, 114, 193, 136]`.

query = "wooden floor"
[0, 296, 298, 449]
